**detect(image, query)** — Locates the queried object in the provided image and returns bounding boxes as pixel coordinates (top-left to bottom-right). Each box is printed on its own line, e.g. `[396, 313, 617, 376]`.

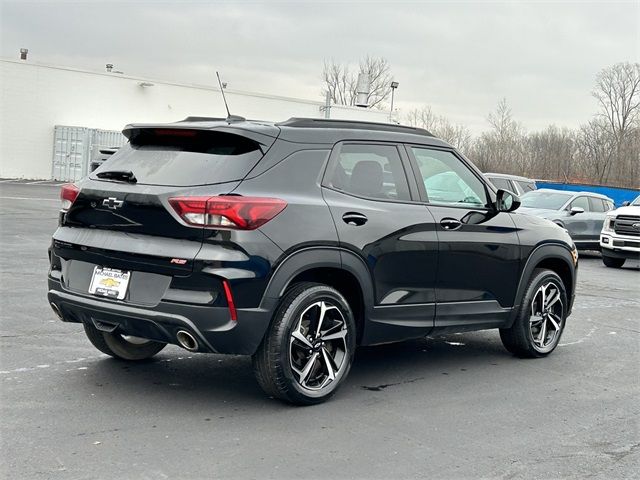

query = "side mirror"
[569, 206, 584, 215]
[495, 189, 521, 212]
[622, 201, 631, 207]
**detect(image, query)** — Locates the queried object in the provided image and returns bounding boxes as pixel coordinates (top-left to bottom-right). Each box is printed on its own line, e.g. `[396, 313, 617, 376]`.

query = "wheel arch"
[260, 247, 374, 344]
[507, 243, 576, 328]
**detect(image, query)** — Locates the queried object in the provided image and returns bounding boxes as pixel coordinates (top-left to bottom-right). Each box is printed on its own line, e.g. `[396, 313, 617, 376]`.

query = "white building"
[0, 58, 391, 180]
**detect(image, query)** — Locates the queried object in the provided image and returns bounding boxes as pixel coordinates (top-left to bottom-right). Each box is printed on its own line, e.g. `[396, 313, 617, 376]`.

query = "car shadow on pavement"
[579, 250, 640, 269]
[73, 332, 512, 408]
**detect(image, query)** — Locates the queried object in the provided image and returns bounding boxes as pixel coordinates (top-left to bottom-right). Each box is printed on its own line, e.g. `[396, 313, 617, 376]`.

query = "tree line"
[323, 60, 639, 189]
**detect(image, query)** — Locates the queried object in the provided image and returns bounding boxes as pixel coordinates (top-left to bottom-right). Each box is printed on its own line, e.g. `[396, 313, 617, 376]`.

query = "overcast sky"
[1, 0, 638, 133]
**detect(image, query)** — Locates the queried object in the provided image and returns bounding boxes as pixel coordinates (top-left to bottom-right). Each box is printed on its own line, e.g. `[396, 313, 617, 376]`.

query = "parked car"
[519, 189, 615, 250]
[48, 117, 577, 405]
[485, 172, 537, 195]
[600, 194, 640, 268]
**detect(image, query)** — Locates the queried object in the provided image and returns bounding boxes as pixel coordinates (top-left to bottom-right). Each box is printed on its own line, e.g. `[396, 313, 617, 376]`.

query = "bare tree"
[576, 118, 617, 185]
[472, 99, 526, 174]
[593, 62, 640, 141]
[399, 64, 639, 188]
[590, 62, 640, 188]
[525, 125, 576, 182]
[322, 56, 393, 109]
[405, 106, 473, 154]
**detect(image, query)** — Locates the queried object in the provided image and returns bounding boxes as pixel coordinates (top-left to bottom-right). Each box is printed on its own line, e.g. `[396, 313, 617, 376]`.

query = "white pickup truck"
[600, 195, 640, 267]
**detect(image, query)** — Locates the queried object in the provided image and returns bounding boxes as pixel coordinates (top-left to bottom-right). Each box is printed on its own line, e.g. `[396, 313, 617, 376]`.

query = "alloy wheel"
[289, 300, 349, 391]
[529, 281, 564, 351]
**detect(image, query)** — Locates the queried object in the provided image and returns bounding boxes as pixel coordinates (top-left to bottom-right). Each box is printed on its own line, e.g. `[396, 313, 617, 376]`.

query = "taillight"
[168, 196, 287, 230]
[60, 183, 80, 210]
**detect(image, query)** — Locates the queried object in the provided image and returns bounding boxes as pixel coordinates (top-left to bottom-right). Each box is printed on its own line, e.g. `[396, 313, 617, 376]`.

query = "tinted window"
[488, 177, 512, 191]
[516, 180, 536, 193]
[328, 144, 410, 201]
[92, 129, 263, 186]
[589, 197, 606, 212]
[570, 196, 590, 211]
[411, 148, 487, 207]
[521, 191, 571, 210]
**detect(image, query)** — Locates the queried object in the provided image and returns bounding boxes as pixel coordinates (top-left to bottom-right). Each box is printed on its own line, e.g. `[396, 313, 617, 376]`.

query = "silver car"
[519, 189, 615, 250]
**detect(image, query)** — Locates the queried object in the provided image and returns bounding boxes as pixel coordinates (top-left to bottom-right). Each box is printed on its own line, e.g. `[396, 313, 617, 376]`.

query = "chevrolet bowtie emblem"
[103, 197, 124, 210]
[99, 277, 120, 288]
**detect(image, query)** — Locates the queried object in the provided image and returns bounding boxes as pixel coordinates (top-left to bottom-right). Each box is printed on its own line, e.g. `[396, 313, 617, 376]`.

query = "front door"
[406, 145, 521, 328]
[322, 142, 438, 343]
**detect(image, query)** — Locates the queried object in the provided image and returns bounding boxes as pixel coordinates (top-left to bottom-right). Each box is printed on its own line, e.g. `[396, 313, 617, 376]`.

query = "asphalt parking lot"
[1, 180, 639, 480]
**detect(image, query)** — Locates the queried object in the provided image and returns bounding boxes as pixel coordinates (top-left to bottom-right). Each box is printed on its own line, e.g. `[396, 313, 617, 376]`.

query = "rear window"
[91, 129, 264, 186]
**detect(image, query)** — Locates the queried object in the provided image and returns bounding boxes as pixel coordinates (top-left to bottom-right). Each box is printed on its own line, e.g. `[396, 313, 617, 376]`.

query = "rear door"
[588, 196, 610, 238]
[322, 142, 438, 343]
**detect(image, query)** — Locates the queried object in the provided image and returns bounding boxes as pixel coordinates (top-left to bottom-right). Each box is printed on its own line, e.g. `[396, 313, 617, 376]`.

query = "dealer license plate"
[88, 267, 131, 300]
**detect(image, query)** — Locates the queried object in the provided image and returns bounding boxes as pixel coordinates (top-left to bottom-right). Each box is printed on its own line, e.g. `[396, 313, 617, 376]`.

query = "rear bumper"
[48, 277, 276, 355]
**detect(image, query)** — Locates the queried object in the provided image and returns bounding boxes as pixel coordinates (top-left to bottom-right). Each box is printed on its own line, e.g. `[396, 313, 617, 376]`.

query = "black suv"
[48, 117, 578, 405]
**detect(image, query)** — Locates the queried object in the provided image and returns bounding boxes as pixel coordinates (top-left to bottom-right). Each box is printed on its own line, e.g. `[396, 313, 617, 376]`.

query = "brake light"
[168, 196, 287, 230]
[60, 183, 80, 210]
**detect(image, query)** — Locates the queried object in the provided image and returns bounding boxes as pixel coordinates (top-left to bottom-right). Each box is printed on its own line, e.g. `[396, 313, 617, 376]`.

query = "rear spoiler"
[122, 120, 280, 149]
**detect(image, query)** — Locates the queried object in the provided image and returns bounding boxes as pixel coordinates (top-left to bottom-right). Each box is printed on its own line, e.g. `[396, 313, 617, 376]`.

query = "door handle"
[440, 218, 462, 231]
[342, 212, 368, 226]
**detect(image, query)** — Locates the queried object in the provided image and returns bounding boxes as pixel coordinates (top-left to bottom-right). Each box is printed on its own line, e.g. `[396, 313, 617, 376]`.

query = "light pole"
[390, 81, 399, 122]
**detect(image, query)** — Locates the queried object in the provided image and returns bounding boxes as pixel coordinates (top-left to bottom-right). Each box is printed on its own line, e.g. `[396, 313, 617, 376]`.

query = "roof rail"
[277, 117, 433, 136]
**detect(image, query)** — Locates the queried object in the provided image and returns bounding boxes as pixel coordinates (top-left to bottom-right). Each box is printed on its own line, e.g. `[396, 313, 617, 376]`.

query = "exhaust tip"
[176, 330, 199, 352]
[50, 302, 63, 320]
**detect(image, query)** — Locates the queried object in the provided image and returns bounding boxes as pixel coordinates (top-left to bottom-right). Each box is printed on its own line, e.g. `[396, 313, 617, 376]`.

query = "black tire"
[500, 269, 568, 358]
[252, 282, 357, 405]
[602, 254, 625, 268]
[83, 321, 166, 361]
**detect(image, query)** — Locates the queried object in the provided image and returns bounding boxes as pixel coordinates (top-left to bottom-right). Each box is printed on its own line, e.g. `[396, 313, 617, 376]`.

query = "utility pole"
[320, 91, 331, 119]
[389, 81, 399, 122]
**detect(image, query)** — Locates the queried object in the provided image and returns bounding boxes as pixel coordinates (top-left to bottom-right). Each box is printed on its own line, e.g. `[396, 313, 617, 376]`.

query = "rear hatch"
[52, 123, 278, 303]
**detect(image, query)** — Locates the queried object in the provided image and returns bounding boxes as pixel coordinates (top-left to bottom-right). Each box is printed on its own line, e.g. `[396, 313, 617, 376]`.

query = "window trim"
[321, 140, 422, 205]
[403, 144, 494, 211]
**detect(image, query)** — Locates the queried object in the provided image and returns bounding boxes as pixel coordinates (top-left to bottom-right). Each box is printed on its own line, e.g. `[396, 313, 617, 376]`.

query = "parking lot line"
[0, 196, 58, 201]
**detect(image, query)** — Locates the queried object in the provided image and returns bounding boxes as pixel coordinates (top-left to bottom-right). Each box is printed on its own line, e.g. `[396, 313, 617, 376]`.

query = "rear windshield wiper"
[96, 170, 137, 183]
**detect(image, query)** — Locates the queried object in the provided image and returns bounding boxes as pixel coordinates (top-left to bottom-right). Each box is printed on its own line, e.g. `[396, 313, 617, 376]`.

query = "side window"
[589, 197, 606, 213]
[517, 180, 536, 193]
[570, 196, 590, 211]
[605, 200, 614, 211]
[488, 177, 512, 191]
[411, 147, 488, 207]
[328, 144, 410, 201]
